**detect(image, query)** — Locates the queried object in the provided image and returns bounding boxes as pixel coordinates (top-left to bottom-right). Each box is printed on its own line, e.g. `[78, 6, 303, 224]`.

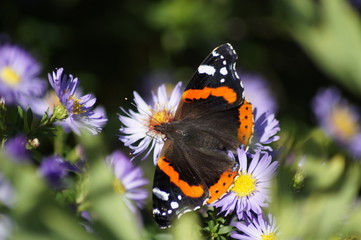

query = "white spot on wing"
[153, 209, 160, 215]
[223, 60, 226, 65]
[212, 50, 220, 57]
[153, 187, 169, 201]
[235, 71, 240, 79]
[220, 78, 225, 83]
[198, 65, 216, 76]
[168, 209, 172, 214]
[178, 195, 182, 200]
[171, 202, 179, 209]
[220, 67, 228, 76]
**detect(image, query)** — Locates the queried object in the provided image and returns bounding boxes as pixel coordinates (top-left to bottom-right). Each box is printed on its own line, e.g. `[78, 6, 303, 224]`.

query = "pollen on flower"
[261, 232, 278, 240]
[148, 109, 174, 133]
[1, 66, 21, 86]
[113, 178, 126, 195]
[331, 106, 359, 140]
[69, 95, 85, 115]
[231, 173, 256, 197]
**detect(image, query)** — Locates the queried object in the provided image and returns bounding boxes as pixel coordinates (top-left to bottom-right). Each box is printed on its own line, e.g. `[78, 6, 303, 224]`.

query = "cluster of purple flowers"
[0, 44, 108, 136]
[118, 72, 281, 239]
[0, 43, 108, 190]
[0, 43, 150, 231]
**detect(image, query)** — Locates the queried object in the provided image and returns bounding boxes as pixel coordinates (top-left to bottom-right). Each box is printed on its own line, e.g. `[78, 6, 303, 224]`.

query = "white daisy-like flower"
[118, 82, 182, 164]
[231, 214, 279, 240]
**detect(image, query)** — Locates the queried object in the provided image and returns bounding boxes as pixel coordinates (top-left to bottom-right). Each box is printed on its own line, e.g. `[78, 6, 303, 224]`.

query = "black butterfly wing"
[175, 43, 245, 120]
[152, 138, 239, 228]
[176, 43, 253, 149]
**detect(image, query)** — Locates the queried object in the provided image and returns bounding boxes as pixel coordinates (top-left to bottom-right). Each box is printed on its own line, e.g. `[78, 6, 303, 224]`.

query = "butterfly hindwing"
[152, 140, 207, 228]
[152, 139, 239, 228]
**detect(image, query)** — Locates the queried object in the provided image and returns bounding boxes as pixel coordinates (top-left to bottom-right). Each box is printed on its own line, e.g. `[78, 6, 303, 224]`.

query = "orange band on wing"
[182, 87, 237, 104]
[158, 157, 204, 198]
[238, 99, 254, 146]
[207, 169, 238, 204]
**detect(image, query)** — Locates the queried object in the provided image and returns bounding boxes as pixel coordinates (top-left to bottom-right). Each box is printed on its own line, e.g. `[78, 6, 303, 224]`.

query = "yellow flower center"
[148, 109, 174, 132]
[1, 66, 21, 86]
[69, 95, 85, 115]
[113, 179, 126, 195]
[231, 173, 256, 197]
[330, 105, 359, 140]
[261, 232, 278, 240]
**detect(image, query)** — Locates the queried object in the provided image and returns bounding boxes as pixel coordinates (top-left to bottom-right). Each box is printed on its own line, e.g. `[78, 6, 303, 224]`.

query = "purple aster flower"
[0, 44, 46, 107]
[251, 112, 280, 152]
[4, 135, 30, 163]
[81, 211, 92, 223]
[312, 87, 361, 158]
[211, 149, 278, 220]
[106, 150, 148, 212]
[241, 72, 278, 115]
[80, 211, 94, 233]
[118, 82, 182, 164]
[231, 214, 278, 240]
[47, 68, 107, 135]
[39, 156, 75, 189]
[0, 173, 14, 208]
[240, 72, 280, 152]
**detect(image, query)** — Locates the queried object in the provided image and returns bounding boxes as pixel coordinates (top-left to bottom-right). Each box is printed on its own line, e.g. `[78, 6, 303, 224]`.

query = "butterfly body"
[152, 43, 254, 228]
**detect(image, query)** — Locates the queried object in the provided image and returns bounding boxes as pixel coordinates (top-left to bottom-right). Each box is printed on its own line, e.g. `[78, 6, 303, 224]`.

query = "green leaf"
[218, 226, 234, 235]
[277, 0, 361, 96]
[40, 110, 50, 125]
[50, 104, 68, 122]
[208, 219, 215, 229]
[16, 106, 25, 130]
[26, 107, 34, 132]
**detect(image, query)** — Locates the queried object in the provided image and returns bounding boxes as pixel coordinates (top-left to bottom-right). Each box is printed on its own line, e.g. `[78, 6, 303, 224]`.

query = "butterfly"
[152, 43, 254, 228]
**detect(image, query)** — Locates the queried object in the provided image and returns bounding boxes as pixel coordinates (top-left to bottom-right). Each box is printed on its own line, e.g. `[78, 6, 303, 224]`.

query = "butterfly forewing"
[175, 43, 244, 120]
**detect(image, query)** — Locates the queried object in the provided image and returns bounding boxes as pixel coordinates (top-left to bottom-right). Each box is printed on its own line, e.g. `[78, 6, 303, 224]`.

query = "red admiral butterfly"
[152, 43, 254, 228]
